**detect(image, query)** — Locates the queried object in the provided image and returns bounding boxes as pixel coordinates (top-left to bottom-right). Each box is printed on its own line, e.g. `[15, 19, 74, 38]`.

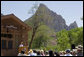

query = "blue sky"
[1, 1, 83, 27]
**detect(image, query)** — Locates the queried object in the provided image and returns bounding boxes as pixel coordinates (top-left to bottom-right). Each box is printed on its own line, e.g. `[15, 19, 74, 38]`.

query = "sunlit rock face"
[25, 3, 78, 32]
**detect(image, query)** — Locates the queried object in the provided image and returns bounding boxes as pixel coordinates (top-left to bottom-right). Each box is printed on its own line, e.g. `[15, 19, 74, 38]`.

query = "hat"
[66, 49, 70, 53]
[78, 45, 83, 49]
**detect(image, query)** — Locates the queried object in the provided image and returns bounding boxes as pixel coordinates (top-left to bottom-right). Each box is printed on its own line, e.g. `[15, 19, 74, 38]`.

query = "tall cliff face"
[24, 3, 78, 32]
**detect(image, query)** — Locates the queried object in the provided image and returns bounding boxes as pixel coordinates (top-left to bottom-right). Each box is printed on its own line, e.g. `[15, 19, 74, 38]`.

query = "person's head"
[40, 50, 44, 55]
[21, 42, 23, 44]
[54, 52, 60, 56]
[59, 51, 63, 55]
[78, 45, 83, 51]
[28, 49, 33, 54]
[21, 51, 25, 54]
[49, 50, 54, 56]
[33, 50, 37, 53]
[66, 49, 70, 54]
[63, 51, 66, 55]
[37, 51, 41, 55]
[45, 51, 49, 56]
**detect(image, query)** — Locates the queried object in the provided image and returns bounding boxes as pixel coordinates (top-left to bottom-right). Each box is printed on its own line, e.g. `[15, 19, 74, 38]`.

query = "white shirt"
[17, 53, 27, 56]
[28, 53, 37, 56]
[64, 54, 72, 56]
[19, 44, 23, 47]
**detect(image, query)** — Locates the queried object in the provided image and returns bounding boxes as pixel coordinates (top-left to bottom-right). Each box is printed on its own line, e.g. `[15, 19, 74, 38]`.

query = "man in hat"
[64, 49, 72, 56]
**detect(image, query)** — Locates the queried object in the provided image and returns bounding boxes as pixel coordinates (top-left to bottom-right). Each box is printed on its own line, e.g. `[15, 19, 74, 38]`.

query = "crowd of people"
[17, 42, 83, 56]
[17, 44, 83, 56]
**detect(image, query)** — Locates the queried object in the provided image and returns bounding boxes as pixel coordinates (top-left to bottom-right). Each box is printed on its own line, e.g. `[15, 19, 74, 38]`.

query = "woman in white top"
[19, 42, 24, 47]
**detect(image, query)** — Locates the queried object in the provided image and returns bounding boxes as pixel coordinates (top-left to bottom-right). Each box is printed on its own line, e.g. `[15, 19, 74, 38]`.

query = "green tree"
[77, 27, 83, 45]
[56, 30, 70, 51]
[68, 30, 78, 46]
[31, 25, 51, 49]
[32, 35, 48, 49]
[68, 27, 83, 46]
